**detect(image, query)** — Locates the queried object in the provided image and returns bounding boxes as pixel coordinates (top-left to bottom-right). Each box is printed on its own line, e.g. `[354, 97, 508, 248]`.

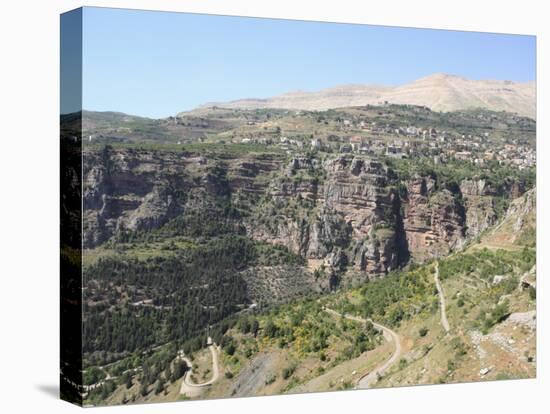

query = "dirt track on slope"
[434, 262, 450, 333]
[323, 307, 402, 389]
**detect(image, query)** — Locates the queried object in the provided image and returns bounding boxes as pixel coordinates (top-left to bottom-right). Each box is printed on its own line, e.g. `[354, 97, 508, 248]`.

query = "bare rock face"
[82, 147, 226, 248]
[306, 208, 352, 258]
[402, 176, 466, 260]
[350, 224, 402, 275]
[460, 179, 492, 197]
[460, 179, 497, 238]
[250, 155, 408, 279]
[82, 147, 531, 283]
[320, 156, 407, 275]
[196, 73, 535, 119]
[250, 155, 509, 277]
[480, 187, 536, 248]
[126, 185, 178, 231]
[463, 196, 497, 238]
[504, 187, 536, 235]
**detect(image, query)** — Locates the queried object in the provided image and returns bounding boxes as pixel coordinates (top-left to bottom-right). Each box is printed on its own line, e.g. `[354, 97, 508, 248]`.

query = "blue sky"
[71, 7, 535, 118]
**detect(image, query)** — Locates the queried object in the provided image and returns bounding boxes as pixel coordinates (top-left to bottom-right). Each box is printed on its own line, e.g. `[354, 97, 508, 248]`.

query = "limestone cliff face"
[321, 157, 407, 274]
[460, 179, 498, 238]
[480, 187, 535, 248]
[82, 147, 527, 280]
[226, 154, 527, 277]
[249, 155, 408, 278]
[401, 176, 467, 260]
[501, 187, 536, 241]
[82, 147, 228, 248]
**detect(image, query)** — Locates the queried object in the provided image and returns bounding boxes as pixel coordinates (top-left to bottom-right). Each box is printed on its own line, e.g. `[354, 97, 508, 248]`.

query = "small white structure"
[311, 138, 321, 150]
[492, 275, 507, 285]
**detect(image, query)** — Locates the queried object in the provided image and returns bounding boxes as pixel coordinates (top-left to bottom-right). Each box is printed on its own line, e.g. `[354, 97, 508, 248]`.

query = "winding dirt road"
[434, 262, 450, 333]
[179, 337, 221, 397]
[324, 307, 402, 389]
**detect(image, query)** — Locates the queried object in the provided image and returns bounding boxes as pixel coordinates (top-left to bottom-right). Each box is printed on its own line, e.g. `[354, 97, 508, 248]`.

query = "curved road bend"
[179, 337, 221, 395]
[323, 307, 402, 389]
[434, 262, 450, 333]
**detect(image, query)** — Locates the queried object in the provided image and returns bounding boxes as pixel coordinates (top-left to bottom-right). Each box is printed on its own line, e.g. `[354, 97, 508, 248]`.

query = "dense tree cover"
[85, 345, 190, 404]
[387, 158, 535, 195]
[84, 235, 301, 359]
[387, 157, 534, 190]
[254, 297, 381, 359]
[331, 266, 437, 328]
[137, 197, 245, 241]
[85, 243, 535, 404]
[438, 248, 535, 283]
[83, 366, 106, 386]
[83, 234, 303, 361]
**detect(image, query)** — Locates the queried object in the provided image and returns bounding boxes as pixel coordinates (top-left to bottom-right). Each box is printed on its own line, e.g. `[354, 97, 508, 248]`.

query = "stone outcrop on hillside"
[503, 187, 536, 240]
[479, 187, 536, 249]
[459, 179, 498, 238]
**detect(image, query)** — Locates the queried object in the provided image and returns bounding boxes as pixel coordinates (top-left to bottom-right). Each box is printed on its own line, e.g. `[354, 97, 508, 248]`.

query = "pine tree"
[139, 383, 148, 397]
[155, 380, 164, 395]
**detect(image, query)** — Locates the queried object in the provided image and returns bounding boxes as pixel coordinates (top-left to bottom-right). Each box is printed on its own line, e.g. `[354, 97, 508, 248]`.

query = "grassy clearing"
[82, 238, 197, 268]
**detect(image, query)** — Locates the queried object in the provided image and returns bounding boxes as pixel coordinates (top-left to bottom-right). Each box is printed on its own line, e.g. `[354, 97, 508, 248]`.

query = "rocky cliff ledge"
[83, 148, 528, 283]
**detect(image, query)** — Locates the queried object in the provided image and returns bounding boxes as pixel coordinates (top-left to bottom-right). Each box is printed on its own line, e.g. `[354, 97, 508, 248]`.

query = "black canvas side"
[60, 8, 83, 406]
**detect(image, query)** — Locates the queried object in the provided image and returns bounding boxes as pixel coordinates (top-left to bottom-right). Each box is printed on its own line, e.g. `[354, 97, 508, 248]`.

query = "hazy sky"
[71, 7, 535, 118]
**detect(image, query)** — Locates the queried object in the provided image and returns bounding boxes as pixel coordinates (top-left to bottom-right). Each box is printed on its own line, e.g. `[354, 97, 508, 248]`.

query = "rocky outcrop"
[460, 179, 493, 197]
[402, 176, 466, 260]
[502, 187, 536, 242]
[248, 155, 520, 276]
[82, 147, 230, 247]
[250, 156, 408, 279]
[504, 187, 535, 231]
[227, 154, 282, 195]
[463, 196, 497, 238]
[476, 187, 535, 249]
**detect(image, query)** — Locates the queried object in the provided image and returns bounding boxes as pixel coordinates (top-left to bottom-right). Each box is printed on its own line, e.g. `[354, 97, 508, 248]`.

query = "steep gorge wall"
[248, 155, 517, 278]
[83, 148, 522, 281]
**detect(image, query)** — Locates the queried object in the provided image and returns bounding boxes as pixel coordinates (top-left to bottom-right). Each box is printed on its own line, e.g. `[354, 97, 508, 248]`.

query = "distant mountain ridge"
[190, 73, 535, 119]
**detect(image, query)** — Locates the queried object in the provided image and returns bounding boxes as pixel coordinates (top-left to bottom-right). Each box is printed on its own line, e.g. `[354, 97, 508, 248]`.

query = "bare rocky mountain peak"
[187, 73, 535, 119]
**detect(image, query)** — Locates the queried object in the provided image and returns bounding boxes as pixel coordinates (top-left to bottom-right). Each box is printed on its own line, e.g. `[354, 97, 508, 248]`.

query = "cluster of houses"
[314, 120, 535, 169]
[240, 136, 308, 151]
[236, 128, 535, 170]
[232, 117, 535, 170]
